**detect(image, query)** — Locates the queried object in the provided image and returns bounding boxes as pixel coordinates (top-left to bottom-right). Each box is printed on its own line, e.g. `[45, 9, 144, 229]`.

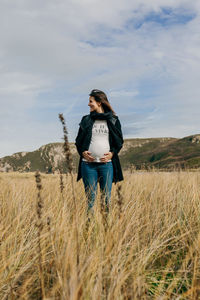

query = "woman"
[75, 89, 123, 213]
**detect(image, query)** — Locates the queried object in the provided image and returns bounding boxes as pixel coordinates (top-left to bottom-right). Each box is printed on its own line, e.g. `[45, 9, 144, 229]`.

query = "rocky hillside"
[0, 134, 200, 172]
[120, 134, 200, 170]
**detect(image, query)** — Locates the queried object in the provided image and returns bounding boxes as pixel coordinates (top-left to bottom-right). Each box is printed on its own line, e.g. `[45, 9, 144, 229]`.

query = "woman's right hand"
[82, 151, 95, 162]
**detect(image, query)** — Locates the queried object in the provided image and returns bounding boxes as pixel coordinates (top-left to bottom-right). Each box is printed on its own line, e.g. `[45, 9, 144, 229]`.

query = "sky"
[0, 0, 200, 157]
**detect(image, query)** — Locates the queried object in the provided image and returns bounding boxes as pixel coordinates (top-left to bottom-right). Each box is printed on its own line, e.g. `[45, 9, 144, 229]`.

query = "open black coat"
[75, 113, 124, 183]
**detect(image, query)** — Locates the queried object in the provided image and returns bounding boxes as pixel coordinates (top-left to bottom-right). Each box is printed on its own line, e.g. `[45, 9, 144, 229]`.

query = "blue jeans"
[81, 161, 113, 212]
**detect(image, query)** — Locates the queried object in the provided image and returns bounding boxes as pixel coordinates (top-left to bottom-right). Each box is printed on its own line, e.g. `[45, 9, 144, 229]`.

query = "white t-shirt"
[83, 120, 111, 163]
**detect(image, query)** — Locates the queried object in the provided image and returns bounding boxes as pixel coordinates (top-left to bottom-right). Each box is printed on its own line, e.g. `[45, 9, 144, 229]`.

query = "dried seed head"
[116, 184, 123, 218]
[47, 217, 51, 226]
[35, 171, 43, 219]
[35, 171, 42, 189]
[59, 169, 64, 195]
[59, 113, 73, 173]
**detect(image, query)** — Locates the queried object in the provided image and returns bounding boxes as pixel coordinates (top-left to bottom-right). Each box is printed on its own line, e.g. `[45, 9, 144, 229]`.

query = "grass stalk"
[59, 113, 81, 299]
[34, 171, 45, 299]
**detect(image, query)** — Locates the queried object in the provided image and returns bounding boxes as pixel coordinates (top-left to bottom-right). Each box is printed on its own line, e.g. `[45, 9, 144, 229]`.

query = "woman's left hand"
[100, 152, 113, 163]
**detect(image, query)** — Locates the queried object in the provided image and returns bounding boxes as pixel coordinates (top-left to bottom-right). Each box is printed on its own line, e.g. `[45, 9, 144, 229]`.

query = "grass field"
[0, 170, 200, 299]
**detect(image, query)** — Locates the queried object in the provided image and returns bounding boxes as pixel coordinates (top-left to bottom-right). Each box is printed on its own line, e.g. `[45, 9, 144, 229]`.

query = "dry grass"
[0, 170, 200, 299]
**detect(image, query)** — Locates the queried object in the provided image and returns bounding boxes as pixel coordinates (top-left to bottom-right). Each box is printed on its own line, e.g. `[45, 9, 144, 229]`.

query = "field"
[0, 170, 200, 299]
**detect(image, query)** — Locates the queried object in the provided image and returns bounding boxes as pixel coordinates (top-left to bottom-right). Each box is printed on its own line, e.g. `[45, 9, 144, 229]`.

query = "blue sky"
[0, 0, 200, 157]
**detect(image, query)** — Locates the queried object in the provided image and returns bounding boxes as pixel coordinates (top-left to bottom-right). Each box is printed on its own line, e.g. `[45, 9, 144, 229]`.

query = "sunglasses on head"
[91, 89, 102, 93]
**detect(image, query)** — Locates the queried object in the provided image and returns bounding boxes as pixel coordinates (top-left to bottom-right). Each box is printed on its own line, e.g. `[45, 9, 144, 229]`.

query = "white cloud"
[0, 0, 200, 156]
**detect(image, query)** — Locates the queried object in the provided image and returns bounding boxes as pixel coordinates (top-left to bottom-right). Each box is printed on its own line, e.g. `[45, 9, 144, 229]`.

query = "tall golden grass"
[1, 170, 200, 299]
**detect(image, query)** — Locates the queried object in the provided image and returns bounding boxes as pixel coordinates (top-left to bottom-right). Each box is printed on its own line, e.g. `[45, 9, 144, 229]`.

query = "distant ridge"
[0, 134, 200, 172]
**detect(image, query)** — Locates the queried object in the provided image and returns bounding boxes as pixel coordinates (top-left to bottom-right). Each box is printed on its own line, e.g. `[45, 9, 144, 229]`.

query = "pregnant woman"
[75, 89, 123, 213]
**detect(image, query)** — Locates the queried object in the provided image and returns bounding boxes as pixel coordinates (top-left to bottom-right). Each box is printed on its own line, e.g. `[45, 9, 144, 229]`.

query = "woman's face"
[88, 96, 101, 112]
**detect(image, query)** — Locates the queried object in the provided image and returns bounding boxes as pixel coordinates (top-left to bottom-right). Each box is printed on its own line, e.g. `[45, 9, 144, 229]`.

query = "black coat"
[75, 113, 124, 183]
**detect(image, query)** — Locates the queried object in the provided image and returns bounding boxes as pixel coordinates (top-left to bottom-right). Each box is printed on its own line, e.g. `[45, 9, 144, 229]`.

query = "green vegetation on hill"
[120, 135, 200, 169]
[0, 134, 200, 172]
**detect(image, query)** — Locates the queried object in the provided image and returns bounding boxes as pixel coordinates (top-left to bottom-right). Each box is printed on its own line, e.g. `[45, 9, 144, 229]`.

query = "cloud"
[0, 0, 200, 156]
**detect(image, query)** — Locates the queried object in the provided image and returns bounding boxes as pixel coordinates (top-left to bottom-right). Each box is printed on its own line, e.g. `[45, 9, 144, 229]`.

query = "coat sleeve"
[75, 117, 85, 156]
[110, 118, 124, 155]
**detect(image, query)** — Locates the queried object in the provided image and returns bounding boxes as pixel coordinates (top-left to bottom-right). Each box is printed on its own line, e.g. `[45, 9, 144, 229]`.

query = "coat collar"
[80, 114, 117, 130]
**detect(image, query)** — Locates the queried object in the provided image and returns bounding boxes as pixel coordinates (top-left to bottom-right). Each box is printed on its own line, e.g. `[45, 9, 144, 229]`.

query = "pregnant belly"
[88, 142, 110, 159]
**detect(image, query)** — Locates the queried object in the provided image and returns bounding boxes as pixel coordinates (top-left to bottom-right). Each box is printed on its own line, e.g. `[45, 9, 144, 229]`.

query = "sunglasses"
[91, 89, 102, 93]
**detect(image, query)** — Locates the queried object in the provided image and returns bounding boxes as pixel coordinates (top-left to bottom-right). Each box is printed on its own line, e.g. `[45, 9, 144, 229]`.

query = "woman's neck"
[95, 107, 104, 113]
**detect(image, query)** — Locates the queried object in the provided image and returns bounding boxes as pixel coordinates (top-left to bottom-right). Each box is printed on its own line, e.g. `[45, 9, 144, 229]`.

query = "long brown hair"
[89, 89, 115, 115]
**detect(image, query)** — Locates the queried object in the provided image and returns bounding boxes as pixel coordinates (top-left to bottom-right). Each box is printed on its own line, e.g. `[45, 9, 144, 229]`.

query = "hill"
[0, 134, 200, 172]
[120, 135, 200, 170]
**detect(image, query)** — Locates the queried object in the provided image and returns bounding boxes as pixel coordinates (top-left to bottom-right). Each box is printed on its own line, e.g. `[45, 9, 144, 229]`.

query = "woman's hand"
[100, 152, 113, 163]
[82, 151, 95, 162]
